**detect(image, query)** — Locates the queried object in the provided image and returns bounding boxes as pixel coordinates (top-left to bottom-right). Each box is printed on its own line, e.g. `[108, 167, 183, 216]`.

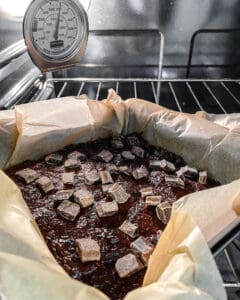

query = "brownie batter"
[6, 135, 219, 300]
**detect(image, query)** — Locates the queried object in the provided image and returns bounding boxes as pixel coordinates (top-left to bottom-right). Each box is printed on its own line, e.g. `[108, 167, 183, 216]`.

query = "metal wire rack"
[41, 77, 240, 296]
[45, 77, 240, 114]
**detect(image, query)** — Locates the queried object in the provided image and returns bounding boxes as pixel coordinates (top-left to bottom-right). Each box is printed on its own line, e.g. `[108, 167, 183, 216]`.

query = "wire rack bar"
[47, 77, 240, 83]
[203, 81, 227, 113]
[221, 82, 240, 106]
[96, 82, 102, 100]
[186, 82, 204, 111]
[133, 81, 138, 98]
[116, 81, 119, 94]
[168, 82, 182, 112]
[224, 248, 240, 284]
[57, 82, 68, 98]
[224, 283, 240, 288]
[186, 28, 240, 78]
[151, 82, 158, 103]
[77, 82, 85, 96]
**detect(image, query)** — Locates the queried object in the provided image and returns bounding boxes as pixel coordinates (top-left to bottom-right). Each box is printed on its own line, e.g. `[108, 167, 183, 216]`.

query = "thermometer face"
[32, 1, 83, 60]
[23, 0, 88, 71]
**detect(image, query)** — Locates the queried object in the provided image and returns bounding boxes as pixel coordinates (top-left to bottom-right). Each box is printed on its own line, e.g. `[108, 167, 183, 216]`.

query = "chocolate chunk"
[131, 146, 145, 158]
[76, 238, 100, 263]
[68, 151, 87, 161]
[102, 184, 114, 193]
[53, 190, 74, 202]
[165, 175, 185, 188]
[112, 137, 124, 149]
[132, 165, 149, 180]
[99, 170, 114, 185]
[105, 163, 119, 174]
[176, 168, 185, 178]
[36, 176, 54, 193]
[15, 168, 39, 184]
[145, 196, 162, 206]
[177, 165, 198, 180]
[149, 159, 175, 172]
[127, 136, 140, 146]
[45, 153, 63, 165]
[97, 150, 113, 163]
[198, 171, 207, 184]
[84, 170, 100, 185]
[76, 172, 85, 184]
[64, 158, 80, 170]
[149, 160, 162, 170]
[139, 187, 154, 198]
[115, 254, 144, 278]
[130, 236, 154, 265]
[96, 201, 119, 218]
[119, 220, 138, 238]
[108, 183, 130, 204]
[118, 166, 130, 176]
[159, 159, 176, 172]
[121, 151, 135, 160]
[63, 172, 75, 185]
[57, 200, 80, 221]
[156, 202, 172, 224]
[74, 190, 94, 208]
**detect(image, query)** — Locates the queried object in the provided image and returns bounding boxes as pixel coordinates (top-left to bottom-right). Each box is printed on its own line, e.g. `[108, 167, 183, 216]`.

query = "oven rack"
[40, 77, 240, 295]
[44, 78, 240, 114]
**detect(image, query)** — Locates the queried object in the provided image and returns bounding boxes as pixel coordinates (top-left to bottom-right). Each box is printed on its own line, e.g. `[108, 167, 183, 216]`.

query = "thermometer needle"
[54, 2, 61, 40]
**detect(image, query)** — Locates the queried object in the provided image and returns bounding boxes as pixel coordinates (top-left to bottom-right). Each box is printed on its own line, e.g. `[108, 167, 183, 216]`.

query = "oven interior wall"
[1, 0, 240, 82]
[69, 0, 240, 79]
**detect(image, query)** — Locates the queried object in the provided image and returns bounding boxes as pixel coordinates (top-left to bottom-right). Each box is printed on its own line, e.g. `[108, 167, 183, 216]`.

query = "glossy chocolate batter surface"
[6, 135, 218, 300]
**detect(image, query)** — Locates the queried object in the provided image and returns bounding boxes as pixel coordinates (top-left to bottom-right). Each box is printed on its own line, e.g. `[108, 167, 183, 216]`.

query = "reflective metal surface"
[82, 0, 240, 79]
[1, 0, 240, 78]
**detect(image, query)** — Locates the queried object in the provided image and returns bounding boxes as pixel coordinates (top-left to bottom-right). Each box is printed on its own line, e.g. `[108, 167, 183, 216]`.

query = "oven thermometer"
[23, 0, 88, 72]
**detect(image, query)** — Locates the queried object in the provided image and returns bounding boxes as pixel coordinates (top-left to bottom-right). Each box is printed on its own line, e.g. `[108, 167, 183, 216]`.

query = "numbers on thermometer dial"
[31, 0, 83, 60]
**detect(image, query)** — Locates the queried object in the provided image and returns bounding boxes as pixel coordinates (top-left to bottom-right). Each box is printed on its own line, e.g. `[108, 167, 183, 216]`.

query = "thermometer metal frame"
[23, 0, 88, 73]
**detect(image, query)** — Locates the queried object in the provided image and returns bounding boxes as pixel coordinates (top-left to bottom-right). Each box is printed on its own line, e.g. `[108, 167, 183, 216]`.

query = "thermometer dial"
[23, 0, 88, 72]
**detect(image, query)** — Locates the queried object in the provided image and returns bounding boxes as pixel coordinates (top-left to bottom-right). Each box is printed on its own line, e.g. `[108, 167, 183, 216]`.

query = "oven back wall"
[64, 0, 240, 78]
[0, 0, 240, 108]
